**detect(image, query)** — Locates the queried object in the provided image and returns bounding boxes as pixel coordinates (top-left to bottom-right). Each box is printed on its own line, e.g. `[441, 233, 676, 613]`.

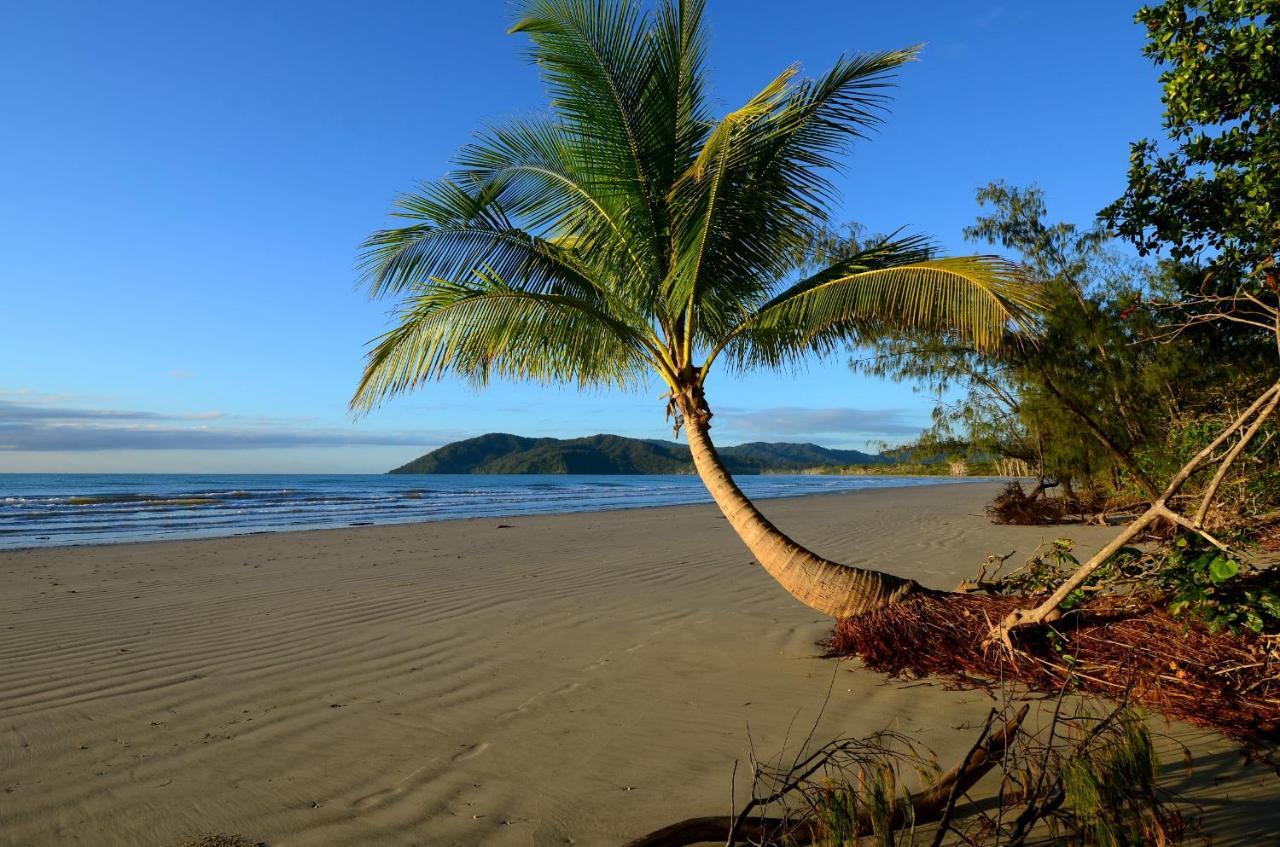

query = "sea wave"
[0, 473, 982, 550]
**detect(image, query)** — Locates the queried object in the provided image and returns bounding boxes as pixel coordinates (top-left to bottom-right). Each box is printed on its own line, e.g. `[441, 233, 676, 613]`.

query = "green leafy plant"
[813, 762, 918, 847]
[1101, 0, 1280, 285]
[1158, 535, 1280, 633]
[1022, 538, 1083, 602]
[985, 539, 1147, 613]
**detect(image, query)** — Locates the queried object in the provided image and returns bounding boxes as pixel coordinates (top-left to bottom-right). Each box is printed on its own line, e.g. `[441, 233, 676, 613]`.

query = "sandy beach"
[2, 481, 1276, 846]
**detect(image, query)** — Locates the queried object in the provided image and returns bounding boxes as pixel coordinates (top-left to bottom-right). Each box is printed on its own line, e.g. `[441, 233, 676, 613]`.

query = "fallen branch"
[1194, 385, 1280, 525]
[620, 706, 1028, 847]
[990, 381, 1280, 646]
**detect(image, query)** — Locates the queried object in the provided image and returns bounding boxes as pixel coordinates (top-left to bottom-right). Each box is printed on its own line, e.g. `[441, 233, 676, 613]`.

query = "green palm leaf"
[352, 271, 656, 410]
[509, 0, 667, 263]
[452, 116, 656, 286]
[720, 255, 1041, 372]
[361, 194, 604, 305]
[663, 47, 922, 348]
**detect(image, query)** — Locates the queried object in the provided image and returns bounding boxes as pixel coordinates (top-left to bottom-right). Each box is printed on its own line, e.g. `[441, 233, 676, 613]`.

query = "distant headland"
[387, 433, 889, 475]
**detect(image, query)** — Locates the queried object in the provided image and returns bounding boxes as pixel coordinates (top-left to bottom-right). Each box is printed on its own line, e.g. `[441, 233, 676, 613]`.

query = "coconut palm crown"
[354, 0, 1041, 619]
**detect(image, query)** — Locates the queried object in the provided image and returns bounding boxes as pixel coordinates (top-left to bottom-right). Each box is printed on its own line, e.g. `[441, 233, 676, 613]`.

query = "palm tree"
[353, 0, 1039, 619]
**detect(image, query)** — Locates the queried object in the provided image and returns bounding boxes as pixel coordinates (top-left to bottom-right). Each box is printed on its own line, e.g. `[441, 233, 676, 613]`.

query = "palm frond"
[663, 48, 921, 346]
[453, 116, 657, 286]
[664, 64, 800, 333]
[719, 255, 1041, 372]
[509, 0, 666, 259]
[359, 177, 615, 308]
[644, 0, 712, 189]
[736, 47, 920, 234]
[351, 271, 656, 411]
[759, 232, 938, 305]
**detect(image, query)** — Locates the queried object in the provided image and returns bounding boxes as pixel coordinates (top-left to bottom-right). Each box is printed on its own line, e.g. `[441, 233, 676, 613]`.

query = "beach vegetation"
[844, 173, 1280, 654]
[1153, 535, 1280, 634]
[985, 0, 1280, 642]
[857, 182, 1275, 516]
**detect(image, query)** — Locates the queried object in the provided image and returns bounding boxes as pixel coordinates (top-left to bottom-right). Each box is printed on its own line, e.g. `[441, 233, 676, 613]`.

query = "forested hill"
[388, 433, 887, 475]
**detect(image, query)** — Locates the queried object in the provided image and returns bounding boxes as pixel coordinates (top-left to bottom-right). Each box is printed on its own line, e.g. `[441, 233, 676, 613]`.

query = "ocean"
[0, 473, 980, 550]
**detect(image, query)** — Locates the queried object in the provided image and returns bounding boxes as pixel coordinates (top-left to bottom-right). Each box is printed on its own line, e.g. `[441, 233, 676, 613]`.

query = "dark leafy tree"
[1101, 0, 1280, 288]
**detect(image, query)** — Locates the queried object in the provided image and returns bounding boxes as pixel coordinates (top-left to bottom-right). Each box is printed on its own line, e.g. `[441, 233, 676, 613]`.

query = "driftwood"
[620, 705, 1028, 847]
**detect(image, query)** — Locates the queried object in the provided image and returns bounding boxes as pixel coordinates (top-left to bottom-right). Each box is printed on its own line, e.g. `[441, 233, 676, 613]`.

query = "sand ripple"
[2, 484, 1275, 845]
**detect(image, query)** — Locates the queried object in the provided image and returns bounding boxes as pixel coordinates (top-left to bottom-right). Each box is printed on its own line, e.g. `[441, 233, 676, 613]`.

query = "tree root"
[833, 592, 1280, 744]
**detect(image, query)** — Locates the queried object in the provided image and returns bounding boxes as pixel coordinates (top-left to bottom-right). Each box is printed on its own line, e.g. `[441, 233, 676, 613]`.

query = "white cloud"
[716, 406, 925, 440]
[0, 397, 446, 452]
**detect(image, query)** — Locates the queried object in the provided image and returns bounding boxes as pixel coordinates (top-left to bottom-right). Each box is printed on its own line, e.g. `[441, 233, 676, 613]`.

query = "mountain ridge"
[388, 433, 888, 475]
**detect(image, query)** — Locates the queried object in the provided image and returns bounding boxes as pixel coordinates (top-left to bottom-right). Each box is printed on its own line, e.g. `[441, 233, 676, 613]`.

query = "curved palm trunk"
[683, 406, 923, 618]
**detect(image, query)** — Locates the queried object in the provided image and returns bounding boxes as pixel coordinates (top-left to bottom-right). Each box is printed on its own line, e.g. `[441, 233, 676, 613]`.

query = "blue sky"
[0, 1, 1162, 473]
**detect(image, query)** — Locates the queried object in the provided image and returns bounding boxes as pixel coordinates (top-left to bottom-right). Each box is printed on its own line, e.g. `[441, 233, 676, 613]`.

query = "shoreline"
[2, 482, 1274, 846]
[0, 474, 994, 554]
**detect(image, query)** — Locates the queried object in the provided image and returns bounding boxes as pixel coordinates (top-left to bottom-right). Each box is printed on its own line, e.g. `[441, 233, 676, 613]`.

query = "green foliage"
[861, 182, 1276, 510]
[982, 529, 1280, 638]
[1245, 459, 1280, 511]
[792, 704, 1181, 846]
[981, 527, 1280, 637]
[1138, 400, 1280, 519]
[983, 538, 1150, 616]
[1157, 535, 1280, 633]
[1003, 538, 1083, 600]
[353, 0, 1039, 421]
[812, 763, 917, 847]
[857, 184, 1188, 498]
[1059, 709, 1170, 847]
[1101, 1, 1280, 283]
